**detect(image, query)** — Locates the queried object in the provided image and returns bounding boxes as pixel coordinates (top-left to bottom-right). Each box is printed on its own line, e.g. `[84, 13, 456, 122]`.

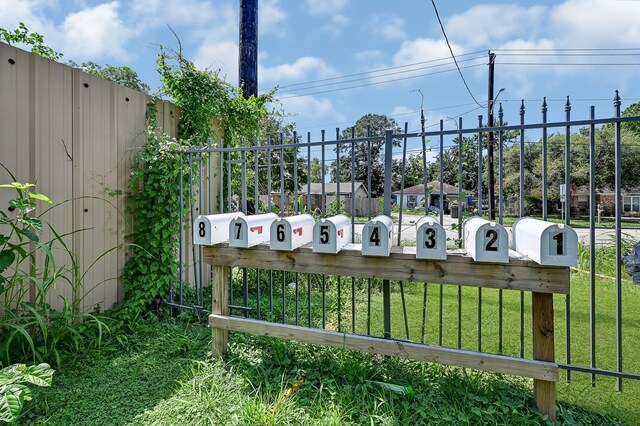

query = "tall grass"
[0, 178, 115, 367]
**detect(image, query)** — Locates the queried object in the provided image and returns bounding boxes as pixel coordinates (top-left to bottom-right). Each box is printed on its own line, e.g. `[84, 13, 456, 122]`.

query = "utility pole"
[239, 0, 258, 99]
[487, 52, 496, 220]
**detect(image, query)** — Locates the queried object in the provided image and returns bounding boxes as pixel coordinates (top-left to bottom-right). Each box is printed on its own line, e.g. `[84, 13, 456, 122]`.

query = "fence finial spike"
[520, 99, 525, 115]
[498, 102, 504, 119]
[542, 96, 548, 112]
[614, 90, 621, 106]
[565, 95, 571, 112]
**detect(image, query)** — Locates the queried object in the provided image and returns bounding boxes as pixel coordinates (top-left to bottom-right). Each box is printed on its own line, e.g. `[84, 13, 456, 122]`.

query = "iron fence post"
[383, 129, 393, 339]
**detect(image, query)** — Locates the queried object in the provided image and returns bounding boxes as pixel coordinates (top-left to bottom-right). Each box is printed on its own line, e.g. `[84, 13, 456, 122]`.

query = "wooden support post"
[211, 265, 230, 358]
[532, 292, 556, 420]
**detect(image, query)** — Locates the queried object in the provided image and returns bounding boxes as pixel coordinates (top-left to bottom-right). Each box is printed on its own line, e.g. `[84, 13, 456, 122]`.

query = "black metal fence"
[169, 91, 640, 390]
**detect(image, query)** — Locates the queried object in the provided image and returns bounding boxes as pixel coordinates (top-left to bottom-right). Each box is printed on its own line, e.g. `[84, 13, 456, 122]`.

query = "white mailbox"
[269, 214, 315, 251]
[463, 216, 509, 263]
[362, 215, 394, 257]
[415, 216, 447, 260]
[312, 214, 352, 254]
[193, 212, 245, 245]
[511, 217, 578, 266]
[228, 213, 278, 248]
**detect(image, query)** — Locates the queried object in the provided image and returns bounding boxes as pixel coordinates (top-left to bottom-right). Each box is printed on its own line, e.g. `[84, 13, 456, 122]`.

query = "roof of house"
[394, 181, 464, 195]
[299, 181, 368, 195]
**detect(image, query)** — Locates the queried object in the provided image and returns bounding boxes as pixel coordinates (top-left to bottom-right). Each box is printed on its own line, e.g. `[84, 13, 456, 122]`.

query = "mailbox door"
[475, 224, 509, 263]
[229, 219, 248, 247]
[270, 220, 292, 251]
[193, 216, 212, 245]
[313, 221, 337, 253]
[416, 223, 447, 260]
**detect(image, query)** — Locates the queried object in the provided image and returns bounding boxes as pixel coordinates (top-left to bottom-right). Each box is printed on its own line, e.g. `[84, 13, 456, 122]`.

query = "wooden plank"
[209, 314, 559, 381]
[203, 244, 570, 294]
[211, 266, 230, 357]
[532, 292, 557, 420]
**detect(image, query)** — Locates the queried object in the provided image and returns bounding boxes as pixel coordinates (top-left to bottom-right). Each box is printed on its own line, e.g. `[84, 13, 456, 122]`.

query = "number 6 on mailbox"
[312, 214, 351, 254]
[269, 214, 315, 251]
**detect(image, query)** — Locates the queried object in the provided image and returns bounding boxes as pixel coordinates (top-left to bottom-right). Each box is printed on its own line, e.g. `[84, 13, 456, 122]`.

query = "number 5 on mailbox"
[312, 214, 351, 254]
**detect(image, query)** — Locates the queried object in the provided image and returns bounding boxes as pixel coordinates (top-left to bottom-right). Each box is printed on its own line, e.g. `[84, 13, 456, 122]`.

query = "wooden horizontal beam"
[209, 314, 559, 382]
[203, 244, 569, 294]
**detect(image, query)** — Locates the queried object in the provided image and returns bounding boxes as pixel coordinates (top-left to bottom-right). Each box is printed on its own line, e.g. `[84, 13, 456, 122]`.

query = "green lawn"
[21, 317, 624, 425]
[17, 268, 639, 424]
[224, 267, 640, 424]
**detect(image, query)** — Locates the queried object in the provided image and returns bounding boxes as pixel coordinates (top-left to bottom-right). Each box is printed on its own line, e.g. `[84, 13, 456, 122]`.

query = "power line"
[275, 56, 485, 94]
[276, 63, 484, 99]
[499, 62, 640, 66]
[492, 48, 640, 52]
[262, 51, 486, 93]
[430, 0, 484, 108]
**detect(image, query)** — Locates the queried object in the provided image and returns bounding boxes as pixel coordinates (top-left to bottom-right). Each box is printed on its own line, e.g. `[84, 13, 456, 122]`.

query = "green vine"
[122, 124, 190, 314]
[123, 42, 275, 315]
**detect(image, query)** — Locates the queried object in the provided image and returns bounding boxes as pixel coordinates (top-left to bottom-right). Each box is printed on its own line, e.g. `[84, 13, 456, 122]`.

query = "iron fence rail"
[169, 92, 640, 388]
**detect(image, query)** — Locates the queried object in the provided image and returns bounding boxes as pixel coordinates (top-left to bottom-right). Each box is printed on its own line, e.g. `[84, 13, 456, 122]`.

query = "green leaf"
[9, 198, 36, 213]
[21, 228, 39, 242]
[0, 182, 34, 190]
[0, 383, 30, 423]
[18, 363, 54, 387]
[28, 192, 52, 204]
[0, 250, 15, 273]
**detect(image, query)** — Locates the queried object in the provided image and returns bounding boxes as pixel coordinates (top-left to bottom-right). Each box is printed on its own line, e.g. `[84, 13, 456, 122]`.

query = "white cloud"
[371, 14, 407, 41]
[278, 95, 345, 122]
[130, 0, 218, 29]
[494, 39, 558, 97]
[61, 2, 134, 61]
[355, 50, 382, 61]
[305, 0, 347, 16]
[194, 40, 239, 84]
[392, 38, 464, 67]
[446, 5, 546, 49]
[322, 13, 349, 36]
[260, 56, 338, 85]
[261, 0, 288, 36]
[550, 0, 640, 47]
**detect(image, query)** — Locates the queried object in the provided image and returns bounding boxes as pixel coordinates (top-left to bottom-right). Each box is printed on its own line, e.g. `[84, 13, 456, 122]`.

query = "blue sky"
[3, 0, 640, 144]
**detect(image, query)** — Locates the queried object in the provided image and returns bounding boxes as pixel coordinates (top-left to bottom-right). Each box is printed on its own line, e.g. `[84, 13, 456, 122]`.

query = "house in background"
[572, 185, 640, 216]
[393, 180, 472, 212]
[271, 181, 376, 215]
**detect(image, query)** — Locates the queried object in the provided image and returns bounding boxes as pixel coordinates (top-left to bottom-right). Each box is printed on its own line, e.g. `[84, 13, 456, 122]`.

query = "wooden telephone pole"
[239, 0, 258, 99]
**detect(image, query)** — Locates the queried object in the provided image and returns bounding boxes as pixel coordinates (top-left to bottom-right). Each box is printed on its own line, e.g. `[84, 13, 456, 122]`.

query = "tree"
[501, 125, 640, 215]
[67, 61, 150, 93]
[330, 114, 402, 197]
[391, 154, 434, 191]
[309, 157, 322, 183]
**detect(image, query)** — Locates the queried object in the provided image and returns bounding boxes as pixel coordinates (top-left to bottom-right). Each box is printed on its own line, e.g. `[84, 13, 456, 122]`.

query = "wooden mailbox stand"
[205, 243, 568, 420]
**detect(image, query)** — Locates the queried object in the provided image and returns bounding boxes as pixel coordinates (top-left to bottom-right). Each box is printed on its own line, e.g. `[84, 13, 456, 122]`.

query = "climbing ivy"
[123, 44, 275, 315]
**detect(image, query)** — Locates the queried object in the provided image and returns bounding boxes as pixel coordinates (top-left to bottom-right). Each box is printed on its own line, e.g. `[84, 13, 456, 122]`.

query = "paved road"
[352, 214, 640, 248]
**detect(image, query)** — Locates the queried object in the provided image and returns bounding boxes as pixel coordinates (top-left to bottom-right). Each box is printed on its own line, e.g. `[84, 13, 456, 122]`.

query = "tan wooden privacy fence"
[0, 43, 179, 313]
